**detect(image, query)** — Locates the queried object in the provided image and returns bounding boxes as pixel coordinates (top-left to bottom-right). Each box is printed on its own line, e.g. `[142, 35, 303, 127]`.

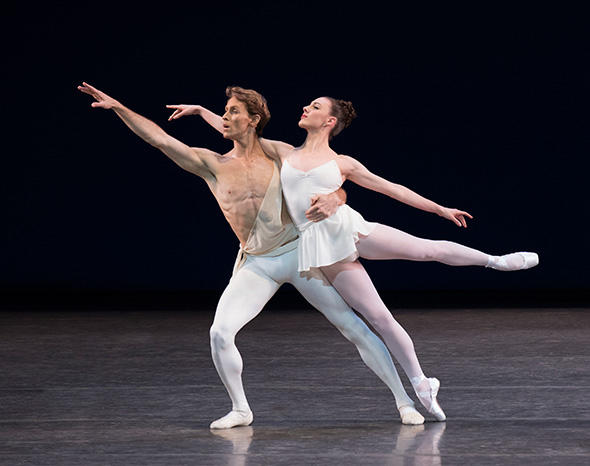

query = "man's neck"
[231, 131, 261, 159]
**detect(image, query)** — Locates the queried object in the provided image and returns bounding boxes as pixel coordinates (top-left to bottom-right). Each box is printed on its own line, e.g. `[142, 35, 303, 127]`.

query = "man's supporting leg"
[209, 265, 280, 428]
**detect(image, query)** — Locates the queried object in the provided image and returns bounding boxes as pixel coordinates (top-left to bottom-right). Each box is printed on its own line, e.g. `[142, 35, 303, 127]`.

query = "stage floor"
[1, 307, 589, 465]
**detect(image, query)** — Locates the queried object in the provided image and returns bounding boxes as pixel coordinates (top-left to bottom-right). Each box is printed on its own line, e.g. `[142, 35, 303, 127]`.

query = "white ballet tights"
[320, 223, 503, 409]
[209, 248, 419, 424]
[321, 260, 426, 384]
[356, 224, 490, 266]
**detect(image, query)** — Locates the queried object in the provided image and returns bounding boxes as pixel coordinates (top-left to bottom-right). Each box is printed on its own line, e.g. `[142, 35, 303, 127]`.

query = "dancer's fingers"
[80, 85, 101, 101]
[77, 85, 93, 95]
[82, 82, 98, 93]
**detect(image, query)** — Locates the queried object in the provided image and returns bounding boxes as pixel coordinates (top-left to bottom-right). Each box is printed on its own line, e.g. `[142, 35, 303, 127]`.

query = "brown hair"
[325, 97, 357, 139]
[225, 86, 271, 136]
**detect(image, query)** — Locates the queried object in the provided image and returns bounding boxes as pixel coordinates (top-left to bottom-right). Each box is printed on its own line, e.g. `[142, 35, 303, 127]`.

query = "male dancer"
[77, 82, 424, 428]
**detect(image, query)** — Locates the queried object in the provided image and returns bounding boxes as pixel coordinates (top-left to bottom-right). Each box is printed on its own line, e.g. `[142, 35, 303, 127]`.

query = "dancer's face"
[222, 97, 259, 139]
[298, 97, 335, 131]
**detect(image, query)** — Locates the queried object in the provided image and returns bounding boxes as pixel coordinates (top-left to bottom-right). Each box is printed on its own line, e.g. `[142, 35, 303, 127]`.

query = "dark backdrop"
[2, 3, 588, 308]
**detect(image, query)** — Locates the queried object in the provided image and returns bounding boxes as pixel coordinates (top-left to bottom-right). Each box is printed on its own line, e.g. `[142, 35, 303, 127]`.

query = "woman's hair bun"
[337, 100, 357, 128]
[326, 97, 357, 138]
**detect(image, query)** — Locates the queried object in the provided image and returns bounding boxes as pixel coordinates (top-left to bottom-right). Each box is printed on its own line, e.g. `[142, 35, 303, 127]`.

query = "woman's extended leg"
[320, 260, 446, 420]
[357, 224, 537, 270]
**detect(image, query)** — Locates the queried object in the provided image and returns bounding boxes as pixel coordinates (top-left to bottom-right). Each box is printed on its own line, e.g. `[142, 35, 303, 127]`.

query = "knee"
[368, 313, 397, 336]
[210, 326, 234, 352]
[422, 240, 450, 261]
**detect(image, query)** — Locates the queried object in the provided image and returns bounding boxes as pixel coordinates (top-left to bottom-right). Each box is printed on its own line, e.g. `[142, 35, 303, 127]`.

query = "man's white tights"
[209, 248, 422, 428]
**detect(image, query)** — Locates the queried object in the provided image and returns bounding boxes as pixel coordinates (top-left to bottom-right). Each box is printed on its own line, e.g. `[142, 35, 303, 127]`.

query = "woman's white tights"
[320, 224, 494, 397]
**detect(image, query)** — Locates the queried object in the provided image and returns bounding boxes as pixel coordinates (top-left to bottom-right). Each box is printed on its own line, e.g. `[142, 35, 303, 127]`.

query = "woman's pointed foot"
[411, 375, 446, 422]
[486, 252, 539, 271]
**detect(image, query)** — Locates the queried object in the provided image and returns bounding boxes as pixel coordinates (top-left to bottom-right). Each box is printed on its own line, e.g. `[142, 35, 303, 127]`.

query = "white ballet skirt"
[280, 159, 376, 272]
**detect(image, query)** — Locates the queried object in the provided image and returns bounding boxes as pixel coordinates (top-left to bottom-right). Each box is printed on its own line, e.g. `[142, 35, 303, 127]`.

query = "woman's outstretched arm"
[338, 155, 472, 228]
[166, 104, 294, 162]
[167, 104, 224, 133]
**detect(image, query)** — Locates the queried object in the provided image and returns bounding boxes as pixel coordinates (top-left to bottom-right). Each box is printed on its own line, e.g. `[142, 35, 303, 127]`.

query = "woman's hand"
[438, 207, 473, 228]
[166, 104, 202, 121]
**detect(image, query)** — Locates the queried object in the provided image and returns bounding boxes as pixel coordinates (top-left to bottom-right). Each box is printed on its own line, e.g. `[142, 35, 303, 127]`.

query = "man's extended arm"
[78, 83, 218, 179]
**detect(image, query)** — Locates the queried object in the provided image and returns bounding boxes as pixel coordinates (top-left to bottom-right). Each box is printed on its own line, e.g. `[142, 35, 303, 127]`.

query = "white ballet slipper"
[411, 375, 446, 422]
[209, 409, 254, 429]
[398, 404, 425, 425]
[517, 252, 539, 269]
[486, 252, 539, 271]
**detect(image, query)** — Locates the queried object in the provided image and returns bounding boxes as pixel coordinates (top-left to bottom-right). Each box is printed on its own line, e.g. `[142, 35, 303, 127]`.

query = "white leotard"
[280, 158, 376, 272]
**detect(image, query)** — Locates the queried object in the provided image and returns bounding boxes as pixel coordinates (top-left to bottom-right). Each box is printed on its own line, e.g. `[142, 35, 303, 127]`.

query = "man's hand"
[166, 104, 202, 121]
[305, 192, 343, 222]
[77, 82, 120, 109]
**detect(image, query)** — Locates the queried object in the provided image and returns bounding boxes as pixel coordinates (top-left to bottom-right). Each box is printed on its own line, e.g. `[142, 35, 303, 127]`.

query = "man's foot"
[209, 409, 254, 429]
[398, 404, 425, 425]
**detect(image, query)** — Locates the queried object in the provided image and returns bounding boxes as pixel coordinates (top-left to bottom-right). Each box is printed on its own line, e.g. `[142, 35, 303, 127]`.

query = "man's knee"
[210, 325, 234, 352]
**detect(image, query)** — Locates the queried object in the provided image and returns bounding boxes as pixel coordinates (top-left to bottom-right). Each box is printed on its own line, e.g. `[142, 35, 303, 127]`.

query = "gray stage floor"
[1, 307, 589, 465]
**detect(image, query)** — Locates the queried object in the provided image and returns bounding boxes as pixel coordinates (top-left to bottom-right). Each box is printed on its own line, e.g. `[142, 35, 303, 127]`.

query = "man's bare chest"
[213, 159, 275, 206]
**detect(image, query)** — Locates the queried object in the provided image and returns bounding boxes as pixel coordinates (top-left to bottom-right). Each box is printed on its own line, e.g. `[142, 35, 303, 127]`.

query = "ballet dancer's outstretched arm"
[337, 155, 538, 269]
[78, 83, 220, 181]
[168, 104, 225, 134]
[167, 104, 294, 162]
[337, 155, 472, 228]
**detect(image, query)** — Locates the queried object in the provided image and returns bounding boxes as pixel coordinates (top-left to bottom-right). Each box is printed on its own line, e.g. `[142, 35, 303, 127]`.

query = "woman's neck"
[301, 128, 331, 153]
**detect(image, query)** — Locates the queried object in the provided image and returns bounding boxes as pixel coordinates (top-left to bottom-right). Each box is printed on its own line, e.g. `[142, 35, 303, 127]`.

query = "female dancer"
[168, 93, 538, 421]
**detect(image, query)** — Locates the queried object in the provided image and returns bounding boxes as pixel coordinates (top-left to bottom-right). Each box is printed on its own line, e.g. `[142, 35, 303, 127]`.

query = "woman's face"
[298, 97, 334, 130]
